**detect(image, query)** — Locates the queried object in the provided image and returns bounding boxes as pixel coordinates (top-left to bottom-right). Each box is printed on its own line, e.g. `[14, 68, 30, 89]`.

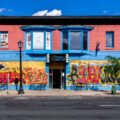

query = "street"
[0, 96, 120, 120]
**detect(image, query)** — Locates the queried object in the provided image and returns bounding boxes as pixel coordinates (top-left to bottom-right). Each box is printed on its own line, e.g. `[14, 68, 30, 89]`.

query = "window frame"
[0, 31, 8, 48]
[61, 29, 89, 53]
[25, 30, 52, 54]
[106, 31, 114, 48]
[62, 30, 69, 50]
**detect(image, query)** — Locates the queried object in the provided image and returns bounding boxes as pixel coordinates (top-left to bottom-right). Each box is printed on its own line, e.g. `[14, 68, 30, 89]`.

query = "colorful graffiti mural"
[0, 61, 48, 85]
[67, 60, 120, 86]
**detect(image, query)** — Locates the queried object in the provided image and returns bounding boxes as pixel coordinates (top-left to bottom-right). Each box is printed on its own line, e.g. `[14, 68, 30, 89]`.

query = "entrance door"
[49, 62, 65, 89]
[53, 69, 61, 89]
[49, 69, 65, 89]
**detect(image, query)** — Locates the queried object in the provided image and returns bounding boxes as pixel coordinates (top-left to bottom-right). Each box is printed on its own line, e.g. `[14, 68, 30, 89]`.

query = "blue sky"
[0, 0, 120, 16]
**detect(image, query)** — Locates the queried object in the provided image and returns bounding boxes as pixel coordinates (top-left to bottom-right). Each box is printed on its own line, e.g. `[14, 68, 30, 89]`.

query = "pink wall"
[89, 25, 120, 51]
[0, 25, 120, 51]
[52, 30, 61, 50]
[0, 25, 24, 50]
[0, 25, 62, 51]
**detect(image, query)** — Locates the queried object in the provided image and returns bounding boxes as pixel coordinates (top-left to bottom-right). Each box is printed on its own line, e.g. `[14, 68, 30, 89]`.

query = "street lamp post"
[18, 40, 24, 94]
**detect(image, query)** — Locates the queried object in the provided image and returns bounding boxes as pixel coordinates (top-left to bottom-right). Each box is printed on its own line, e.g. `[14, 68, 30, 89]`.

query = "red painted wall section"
[53, 30, 61, 50]
[0, 25, 24, 50]
[1, 25, 120, 51]
[89, 25, 120, 51]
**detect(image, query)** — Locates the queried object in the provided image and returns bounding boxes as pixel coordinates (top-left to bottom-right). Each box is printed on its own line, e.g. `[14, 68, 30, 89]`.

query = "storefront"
[0, 16, 120, 90]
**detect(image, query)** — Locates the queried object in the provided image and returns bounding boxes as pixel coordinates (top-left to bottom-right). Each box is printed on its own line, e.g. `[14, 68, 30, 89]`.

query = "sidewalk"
[0, 89, 120, 97]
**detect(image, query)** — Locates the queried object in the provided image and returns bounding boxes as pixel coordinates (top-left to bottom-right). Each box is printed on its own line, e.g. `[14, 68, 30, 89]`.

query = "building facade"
[0, 16, 120, 90]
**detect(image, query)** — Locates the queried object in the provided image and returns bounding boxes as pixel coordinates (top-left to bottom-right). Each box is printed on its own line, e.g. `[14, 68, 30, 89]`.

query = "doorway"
[53, 69, 61, 89]
[49, 69, 65, 89]
[49, 62, 65, 89]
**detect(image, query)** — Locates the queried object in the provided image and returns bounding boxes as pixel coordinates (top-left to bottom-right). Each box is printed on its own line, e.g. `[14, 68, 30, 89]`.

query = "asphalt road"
[0, 96, 120, 120]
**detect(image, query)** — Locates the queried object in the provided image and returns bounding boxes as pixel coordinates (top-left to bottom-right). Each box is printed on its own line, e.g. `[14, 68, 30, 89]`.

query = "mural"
[0, 61, 48, 85]
[67, 60, 120, 86]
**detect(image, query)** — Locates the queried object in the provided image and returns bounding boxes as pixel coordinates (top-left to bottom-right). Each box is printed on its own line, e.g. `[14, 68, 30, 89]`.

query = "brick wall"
[52, 30, 61, 50]
[89, 25, 120, 51]
[0, 25, 24, 50]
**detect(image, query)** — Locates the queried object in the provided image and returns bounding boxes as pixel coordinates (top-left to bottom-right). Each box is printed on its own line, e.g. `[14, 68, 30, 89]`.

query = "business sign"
[33, 32, 44, 50]
[50, 54, 66, 62]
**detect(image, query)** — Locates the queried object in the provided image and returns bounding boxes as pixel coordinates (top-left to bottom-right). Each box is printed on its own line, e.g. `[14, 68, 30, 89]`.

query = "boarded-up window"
[106, 32, 114, 48]
[70, 31, 81, 50]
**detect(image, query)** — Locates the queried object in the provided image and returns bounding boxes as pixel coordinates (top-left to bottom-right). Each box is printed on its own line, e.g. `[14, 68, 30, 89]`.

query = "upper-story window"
[62, 31, 88, 51]
[26, 32, 31, 50]
[63, 31, 88, 51]
[33, 32, 44, 50]
[70, 31, 82, 50]
[20, 25, 55, 54]
[106, 32, 114, 48]
[83, 31, 87, 50]
[26, 31, 51, 51]
[61, 26, 94, 53]
[46, 32, 51, 50]
[63, 31, 68, 50]
[0, 32, 8, 48]
[62, 31, 90, 52]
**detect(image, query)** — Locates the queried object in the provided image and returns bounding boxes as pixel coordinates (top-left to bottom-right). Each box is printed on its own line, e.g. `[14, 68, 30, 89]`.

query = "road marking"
[14, 97, 29, 100]
[100, 105, 120, 107]
[67, 96, 83, 99]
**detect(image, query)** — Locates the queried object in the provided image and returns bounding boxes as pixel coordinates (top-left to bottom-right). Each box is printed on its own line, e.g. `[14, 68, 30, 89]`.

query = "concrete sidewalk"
[0, 89, 120, 97]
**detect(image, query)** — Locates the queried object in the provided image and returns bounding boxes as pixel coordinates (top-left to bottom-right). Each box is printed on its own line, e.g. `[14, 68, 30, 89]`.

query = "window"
[60, 26, 94, 52]
[70, 31, 81, 50]
[63, 31, 68, 50]
[26, 31, 51, 51]
[0, 32, 8, 48]
[46, 32, 51, 50]
[33, 32, 44, 50]
[26, 32, 31, 50]
[106, 32, 114, 48]
[83, 32, 87, 50]
[62, 31, 88, 51]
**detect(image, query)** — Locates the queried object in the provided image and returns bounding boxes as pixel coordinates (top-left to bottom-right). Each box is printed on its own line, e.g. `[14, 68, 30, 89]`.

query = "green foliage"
[104, 56, 120, 82]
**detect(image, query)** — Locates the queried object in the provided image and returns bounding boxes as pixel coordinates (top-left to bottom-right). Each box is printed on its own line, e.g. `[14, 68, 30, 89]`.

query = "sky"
[0, 0, 120, 16]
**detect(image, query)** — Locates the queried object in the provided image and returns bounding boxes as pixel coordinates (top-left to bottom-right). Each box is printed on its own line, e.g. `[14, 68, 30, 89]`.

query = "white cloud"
[32, 9, 62, 16]
[46, 9, 62, 16]
[0, 8, 6, 13]
[32, 10, 48, 16]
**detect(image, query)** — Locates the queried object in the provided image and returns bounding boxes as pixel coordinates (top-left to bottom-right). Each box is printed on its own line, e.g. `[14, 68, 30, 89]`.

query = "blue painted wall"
[0, 51, 120, 90]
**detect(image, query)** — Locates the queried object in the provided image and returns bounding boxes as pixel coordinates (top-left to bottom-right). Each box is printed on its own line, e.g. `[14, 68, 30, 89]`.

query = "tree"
[104, 56, 120, 94]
